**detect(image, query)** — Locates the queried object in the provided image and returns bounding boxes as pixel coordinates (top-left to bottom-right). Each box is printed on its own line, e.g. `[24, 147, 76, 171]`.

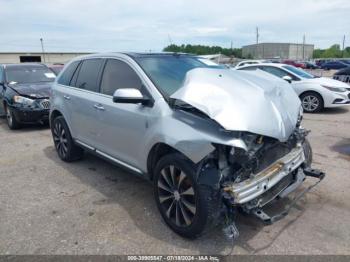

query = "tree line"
[163, 44, 350, 59]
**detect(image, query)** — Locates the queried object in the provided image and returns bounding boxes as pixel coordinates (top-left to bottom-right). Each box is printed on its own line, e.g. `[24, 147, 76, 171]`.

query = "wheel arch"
[50, 109, 63, 127]
[147, 143, 192, 180]
[299, 90, 324, 103]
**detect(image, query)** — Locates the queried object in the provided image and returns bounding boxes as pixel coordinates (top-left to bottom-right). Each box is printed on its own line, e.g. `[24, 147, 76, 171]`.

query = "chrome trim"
[225, 145, 305, 204]
[95, 150, 142, 174]
[75, 140, 95, 151]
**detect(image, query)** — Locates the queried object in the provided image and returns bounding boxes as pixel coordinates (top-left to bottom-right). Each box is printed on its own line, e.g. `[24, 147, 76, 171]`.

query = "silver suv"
[50, 53, 324, 238]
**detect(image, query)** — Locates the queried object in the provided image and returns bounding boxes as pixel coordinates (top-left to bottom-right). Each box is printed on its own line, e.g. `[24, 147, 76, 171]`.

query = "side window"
[74, 59, 103, 92]
[57, 61, 80, 86]
[239, 66, 258, 71]
[260, 66, 298, 81]
[100, 59, 143, 96]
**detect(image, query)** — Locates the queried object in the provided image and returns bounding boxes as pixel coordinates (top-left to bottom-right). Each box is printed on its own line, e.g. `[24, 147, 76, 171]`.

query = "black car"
[333, 67, 350, 87]
[0, 63, 55, 129]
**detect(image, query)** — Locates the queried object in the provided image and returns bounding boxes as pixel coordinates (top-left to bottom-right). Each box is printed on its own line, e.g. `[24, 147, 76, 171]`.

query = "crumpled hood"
[299, 77, 349, 88]
[9, 82, 52, 98]
[171, 68, 301, 142]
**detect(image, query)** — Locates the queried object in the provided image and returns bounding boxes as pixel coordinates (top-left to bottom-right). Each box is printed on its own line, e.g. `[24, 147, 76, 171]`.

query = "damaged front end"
[195, 127, 325, 238]
[168, 68, 325, 238]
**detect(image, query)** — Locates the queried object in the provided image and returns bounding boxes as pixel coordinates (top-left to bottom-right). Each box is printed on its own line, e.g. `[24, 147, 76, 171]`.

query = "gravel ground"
[0, 107, 349, 255]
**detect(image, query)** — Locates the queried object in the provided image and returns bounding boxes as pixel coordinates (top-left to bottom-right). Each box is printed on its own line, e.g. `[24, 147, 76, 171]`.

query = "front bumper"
[11, 106, 49, 124]
[224, 145, 306, 204]
[324, 91, 350, 107]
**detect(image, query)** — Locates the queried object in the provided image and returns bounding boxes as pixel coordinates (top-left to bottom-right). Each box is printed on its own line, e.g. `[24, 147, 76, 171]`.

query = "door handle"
[93, 104, 105, 111]
[63, 95, 71, 100]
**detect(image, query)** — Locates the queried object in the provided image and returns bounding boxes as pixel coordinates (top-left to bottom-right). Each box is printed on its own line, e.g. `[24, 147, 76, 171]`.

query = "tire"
[302, 138, 313, 167]
[5, 105, 21, 130]
[300, 92, 324, 113]
[51, 116, 84, 162]
[153, 153, 217, 239]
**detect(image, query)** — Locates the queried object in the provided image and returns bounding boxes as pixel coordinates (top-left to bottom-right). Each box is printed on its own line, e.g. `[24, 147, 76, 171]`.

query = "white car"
[234, 60, 263, 69]
[237, 63, 350, 112]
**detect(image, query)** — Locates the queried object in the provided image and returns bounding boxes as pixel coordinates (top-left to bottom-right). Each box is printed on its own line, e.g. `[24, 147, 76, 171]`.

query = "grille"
[40, 100, 51, 109]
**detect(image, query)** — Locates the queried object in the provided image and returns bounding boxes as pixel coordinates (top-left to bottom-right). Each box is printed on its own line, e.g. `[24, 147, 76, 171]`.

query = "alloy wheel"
[53, 121, 68, 158]
[157, 165, 196, 227]
[302, 95, 319, 112]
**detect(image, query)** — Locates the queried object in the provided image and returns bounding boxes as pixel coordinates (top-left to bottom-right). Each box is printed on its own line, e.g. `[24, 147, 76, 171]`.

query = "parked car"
[320, 61, 349, 70]
[237, 63, 350, 112]
[0, 63, 55, 129]
[282, 60, 306, 69]
[48, 64, 64, 75]
[234, 60, 263, 68]
[304, 61, 320, 69]
[333, 67, 350, 86]
[50, 53, 324, 238]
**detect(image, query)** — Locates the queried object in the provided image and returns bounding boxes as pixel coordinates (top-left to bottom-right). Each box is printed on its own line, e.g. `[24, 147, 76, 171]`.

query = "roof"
[1, 63, 48, 68]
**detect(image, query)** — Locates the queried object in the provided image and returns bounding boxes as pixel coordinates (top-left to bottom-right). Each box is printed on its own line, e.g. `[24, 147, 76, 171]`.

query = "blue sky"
[0, 0, 349, 52]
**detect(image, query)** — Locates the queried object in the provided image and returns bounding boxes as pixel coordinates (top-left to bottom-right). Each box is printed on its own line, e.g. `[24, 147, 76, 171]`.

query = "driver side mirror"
[113, 88, 153, 106]
[282, 75, 292, 83]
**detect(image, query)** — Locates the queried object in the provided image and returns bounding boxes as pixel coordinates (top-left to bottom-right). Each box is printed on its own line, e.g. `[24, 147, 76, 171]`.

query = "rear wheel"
[300, 92, 323, 113]
[51, 116, 84, 162]
[154, 153, 217, 238]
[5, 105, 20, 130]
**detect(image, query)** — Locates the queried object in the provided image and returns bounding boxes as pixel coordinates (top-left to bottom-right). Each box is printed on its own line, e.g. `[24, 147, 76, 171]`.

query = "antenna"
[256, 27, 259, 44]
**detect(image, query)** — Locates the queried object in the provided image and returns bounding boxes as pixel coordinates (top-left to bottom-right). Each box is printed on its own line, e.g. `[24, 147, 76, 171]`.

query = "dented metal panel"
[171, 68, 302, 142]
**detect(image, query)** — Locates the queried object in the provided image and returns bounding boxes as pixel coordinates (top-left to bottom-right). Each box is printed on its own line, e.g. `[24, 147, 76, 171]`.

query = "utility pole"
[255, 27, 259, 58]
[302, 34, 305, 60]
[40, 38, 46, 63]
[342, 35, 346, 58]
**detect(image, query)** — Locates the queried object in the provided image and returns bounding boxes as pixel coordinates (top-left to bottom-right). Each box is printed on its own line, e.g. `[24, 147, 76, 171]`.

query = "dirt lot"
[0, 107, 350, 255]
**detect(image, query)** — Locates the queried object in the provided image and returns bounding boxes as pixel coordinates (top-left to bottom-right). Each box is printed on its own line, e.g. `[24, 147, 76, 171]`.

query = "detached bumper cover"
[224, 145, 305, 204]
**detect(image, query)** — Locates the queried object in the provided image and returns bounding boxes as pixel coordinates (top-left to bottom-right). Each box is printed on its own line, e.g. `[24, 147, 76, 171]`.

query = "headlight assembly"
[13, 95, 35, 106]
[321, 85, 346, 93]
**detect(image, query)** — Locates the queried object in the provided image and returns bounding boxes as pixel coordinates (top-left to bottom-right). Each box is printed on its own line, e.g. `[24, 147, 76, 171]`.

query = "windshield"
[135, 56, 214, 97]
[282, 65, 314, 79]
[6, 66, 56, 84]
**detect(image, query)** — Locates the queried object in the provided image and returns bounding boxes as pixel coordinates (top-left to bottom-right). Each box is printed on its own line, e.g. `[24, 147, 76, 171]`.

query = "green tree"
[163, 44, 243, 58]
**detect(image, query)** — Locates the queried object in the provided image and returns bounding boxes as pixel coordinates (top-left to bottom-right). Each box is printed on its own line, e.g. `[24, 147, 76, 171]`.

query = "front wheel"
[5, 105, 21, 130]
[51, 116, 84, 162]
[300, 92, 324, 113]
[153, 153, 217, 239]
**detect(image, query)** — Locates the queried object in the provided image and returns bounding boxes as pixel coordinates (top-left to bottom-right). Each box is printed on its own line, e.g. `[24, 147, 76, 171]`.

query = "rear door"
[63, 58, 104, 146]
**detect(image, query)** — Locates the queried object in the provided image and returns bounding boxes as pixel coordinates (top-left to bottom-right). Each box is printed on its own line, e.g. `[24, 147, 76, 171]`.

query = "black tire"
[51, 116, 84, 162]
[300, 92, 324, 113]
[153, 153, 217, 239]
[302, 138, 313, 167]
[5, 104, 21, 130]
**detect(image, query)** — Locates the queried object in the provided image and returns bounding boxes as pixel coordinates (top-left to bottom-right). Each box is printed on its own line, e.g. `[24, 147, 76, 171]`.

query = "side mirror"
[282, 75, 292, 83]
[112, 88, 152, 106]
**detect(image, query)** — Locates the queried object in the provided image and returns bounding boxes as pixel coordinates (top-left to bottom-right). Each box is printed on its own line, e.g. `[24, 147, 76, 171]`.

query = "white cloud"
[0, 0, 349, 52]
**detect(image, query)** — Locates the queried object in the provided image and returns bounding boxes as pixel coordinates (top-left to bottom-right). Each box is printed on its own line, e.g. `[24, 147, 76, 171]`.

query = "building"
[0, 52, 91, 64]
[242, 43, 314, 60]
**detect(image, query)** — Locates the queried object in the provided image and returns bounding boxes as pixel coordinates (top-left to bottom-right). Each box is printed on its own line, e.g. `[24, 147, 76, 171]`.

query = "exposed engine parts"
[196, 127, 325, 239]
